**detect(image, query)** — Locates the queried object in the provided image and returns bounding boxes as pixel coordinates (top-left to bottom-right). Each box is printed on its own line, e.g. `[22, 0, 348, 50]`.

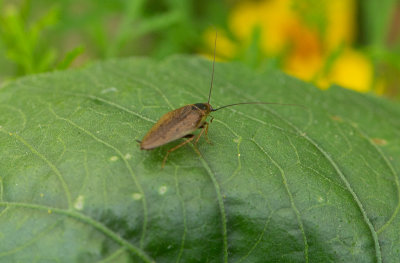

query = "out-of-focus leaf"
[56, 46, 85, 70]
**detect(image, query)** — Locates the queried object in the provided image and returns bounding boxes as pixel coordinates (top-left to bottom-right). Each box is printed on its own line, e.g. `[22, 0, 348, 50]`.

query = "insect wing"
[140, 105, 204, 150]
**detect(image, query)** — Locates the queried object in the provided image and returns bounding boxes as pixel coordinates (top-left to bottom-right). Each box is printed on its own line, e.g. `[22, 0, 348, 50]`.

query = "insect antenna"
[211, 102, 306, 112]
[205, 30, 305, 112]
[208, 30, 217, 104]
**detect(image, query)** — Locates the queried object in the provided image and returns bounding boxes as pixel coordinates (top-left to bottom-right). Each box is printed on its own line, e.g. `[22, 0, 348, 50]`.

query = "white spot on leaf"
[101, 87, 118, 94]
[132, 193, 142, 200]
[158, 185, 167, 195]
[74, 195, 85, 210]
[125, 153, 132, 160]
[110, 156, 118, 162]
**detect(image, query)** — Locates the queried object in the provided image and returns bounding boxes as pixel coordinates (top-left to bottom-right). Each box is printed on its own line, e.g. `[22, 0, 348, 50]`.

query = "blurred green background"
[1, 0, 399, 99]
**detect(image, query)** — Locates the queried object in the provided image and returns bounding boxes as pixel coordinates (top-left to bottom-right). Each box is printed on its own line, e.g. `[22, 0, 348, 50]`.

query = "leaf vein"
[252, 139, 309, 262]
[49, 107, 149, 249]
[348, 122, 400, 235]
[230, 98, 382, 262]
[190, 145, 228, 263]
[0, 129, 72, 209]
[0, 202, 154, 263]
[173, 165, 187, 263]
[0, 219, 60, 257]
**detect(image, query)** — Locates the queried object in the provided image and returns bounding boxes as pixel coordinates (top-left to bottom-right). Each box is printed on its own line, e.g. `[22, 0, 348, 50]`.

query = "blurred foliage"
[0, 0, 230, 81]
[0, 0, 399, 100]
[0, 0, 84, 78]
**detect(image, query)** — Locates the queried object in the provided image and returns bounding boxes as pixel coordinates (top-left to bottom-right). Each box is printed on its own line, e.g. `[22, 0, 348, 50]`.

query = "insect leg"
[162, 134, 195, 169]
[204, 125, 212, 144]
[204, 121, 211, 141]
[195, 122, 211, 145]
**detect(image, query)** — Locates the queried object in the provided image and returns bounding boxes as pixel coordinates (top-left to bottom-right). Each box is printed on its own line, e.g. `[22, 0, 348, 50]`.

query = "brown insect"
[138, 31, 302, 168]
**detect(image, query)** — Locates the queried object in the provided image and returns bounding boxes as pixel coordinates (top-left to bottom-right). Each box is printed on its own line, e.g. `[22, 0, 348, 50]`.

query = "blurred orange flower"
[206, 0, 375, 93]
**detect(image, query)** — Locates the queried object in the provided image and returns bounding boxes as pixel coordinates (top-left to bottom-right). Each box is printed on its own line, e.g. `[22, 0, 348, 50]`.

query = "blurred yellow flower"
[205, 0, 375, 93]
[324, 0, 356, 51]
[324, 49, 373, 92]
[203, 28, 236, 59]
[229, 0, 297, 55]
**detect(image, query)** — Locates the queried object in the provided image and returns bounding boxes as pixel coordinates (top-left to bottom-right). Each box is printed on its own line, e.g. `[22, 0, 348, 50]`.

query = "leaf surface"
[0, 56, 399, 262]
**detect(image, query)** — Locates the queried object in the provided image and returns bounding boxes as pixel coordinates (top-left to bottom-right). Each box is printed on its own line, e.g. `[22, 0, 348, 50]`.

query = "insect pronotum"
[138, 31, 303, 168]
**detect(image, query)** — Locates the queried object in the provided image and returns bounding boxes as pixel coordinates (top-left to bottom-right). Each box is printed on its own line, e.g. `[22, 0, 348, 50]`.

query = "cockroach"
[138, 31, 303, 168]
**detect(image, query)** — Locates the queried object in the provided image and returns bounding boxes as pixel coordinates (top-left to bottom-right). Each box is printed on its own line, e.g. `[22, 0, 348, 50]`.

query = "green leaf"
[361, 0, 398, 47]
[0, 56, 399, 262]
[56, 46, 85, 70]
